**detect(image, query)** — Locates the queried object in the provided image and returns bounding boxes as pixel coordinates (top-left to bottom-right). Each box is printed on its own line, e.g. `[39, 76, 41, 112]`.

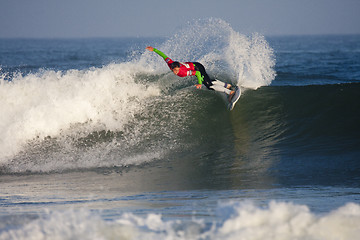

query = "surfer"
[146, 46, 235, 101]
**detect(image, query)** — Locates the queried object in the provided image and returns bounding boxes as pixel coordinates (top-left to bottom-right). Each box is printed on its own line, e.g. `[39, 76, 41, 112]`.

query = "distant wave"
[1, 201, 360, 240]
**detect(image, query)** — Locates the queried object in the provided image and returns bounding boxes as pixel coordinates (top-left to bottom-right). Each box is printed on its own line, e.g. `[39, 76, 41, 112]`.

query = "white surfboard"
[228, 86, 241, 111]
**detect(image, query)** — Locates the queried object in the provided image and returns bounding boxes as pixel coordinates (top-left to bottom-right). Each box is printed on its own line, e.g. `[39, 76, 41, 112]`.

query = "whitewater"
[0, 19, 359, 239]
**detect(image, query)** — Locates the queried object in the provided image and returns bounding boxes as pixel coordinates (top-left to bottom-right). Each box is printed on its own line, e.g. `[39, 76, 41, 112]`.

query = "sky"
[1, 0, 359, 38]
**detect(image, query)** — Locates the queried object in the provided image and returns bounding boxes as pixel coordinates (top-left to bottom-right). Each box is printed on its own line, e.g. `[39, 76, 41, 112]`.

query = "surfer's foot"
[228, 90, 235, 102]
[225, 83, 232, 89]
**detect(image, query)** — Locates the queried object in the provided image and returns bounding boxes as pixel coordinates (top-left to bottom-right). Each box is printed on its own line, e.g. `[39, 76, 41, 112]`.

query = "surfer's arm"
[195, 71, 204, 88]
[146, 46, 169, 61]
[153, 48, 168, 61]
[146, 46, 173, 68]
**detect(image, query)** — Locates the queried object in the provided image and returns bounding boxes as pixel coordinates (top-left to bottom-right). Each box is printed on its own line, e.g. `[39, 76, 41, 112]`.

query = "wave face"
[0, 19, 276, 173]
[230, 83, 360, 187]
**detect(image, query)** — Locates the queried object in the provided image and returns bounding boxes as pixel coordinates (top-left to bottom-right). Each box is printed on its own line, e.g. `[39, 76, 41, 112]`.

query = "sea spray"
[140, 18, 276, 89]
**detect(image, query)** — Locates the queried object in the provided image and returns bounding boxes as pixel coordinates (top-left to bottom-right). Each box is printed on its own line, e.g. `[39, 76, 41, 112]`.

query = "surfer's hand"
[146, 46, 154, 51]
[195, 84, 202, 89]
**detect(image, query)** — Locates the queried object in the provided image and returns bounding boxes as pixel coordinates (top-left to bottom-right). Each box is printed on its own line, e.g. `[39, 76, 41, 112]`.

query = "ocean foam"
[1, 201, 359, 240]
[215, 201, 360, 240]
[0, 63, 160, 163]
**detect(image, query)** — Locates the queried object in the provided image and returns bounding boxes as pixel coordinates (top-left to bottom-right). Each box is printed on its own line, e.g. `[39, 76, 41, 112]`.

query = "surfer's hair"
[170, 62, 181, 69]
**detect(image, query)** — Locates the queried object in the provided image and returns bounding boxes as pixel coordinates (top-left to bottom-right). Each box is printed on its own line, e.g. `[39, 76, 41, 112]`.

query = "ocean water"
[0, 19, 360, 239]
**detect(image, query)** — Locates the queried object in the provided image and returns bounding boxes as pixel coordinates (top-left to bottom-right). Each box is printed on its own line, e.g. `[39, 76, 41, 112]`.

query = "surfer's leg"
[193, 62, 213, 89]
[228, 90, 236, 101]
[194, 62, 233, 94]
[209, 80, 232, 95]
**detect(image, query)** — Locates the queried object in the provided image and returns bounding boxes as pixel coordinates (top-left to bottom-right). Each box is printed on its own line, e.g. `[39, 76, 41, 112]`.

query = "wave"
[2, 81, 359, 175]
[1, 201, 360, 240]
[0, 19, 277, 173]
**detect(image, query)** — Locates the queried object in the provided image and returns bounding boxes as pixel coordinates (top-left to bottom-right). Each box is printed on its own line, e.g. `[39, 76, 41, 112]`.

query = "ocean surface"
[0, 19, 360, 239]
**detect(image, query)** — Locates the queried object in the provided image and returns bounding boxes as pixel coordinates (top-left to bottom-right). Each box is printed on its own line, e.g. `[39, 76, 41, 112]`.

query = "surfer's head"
[170, 62, 181, 75]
